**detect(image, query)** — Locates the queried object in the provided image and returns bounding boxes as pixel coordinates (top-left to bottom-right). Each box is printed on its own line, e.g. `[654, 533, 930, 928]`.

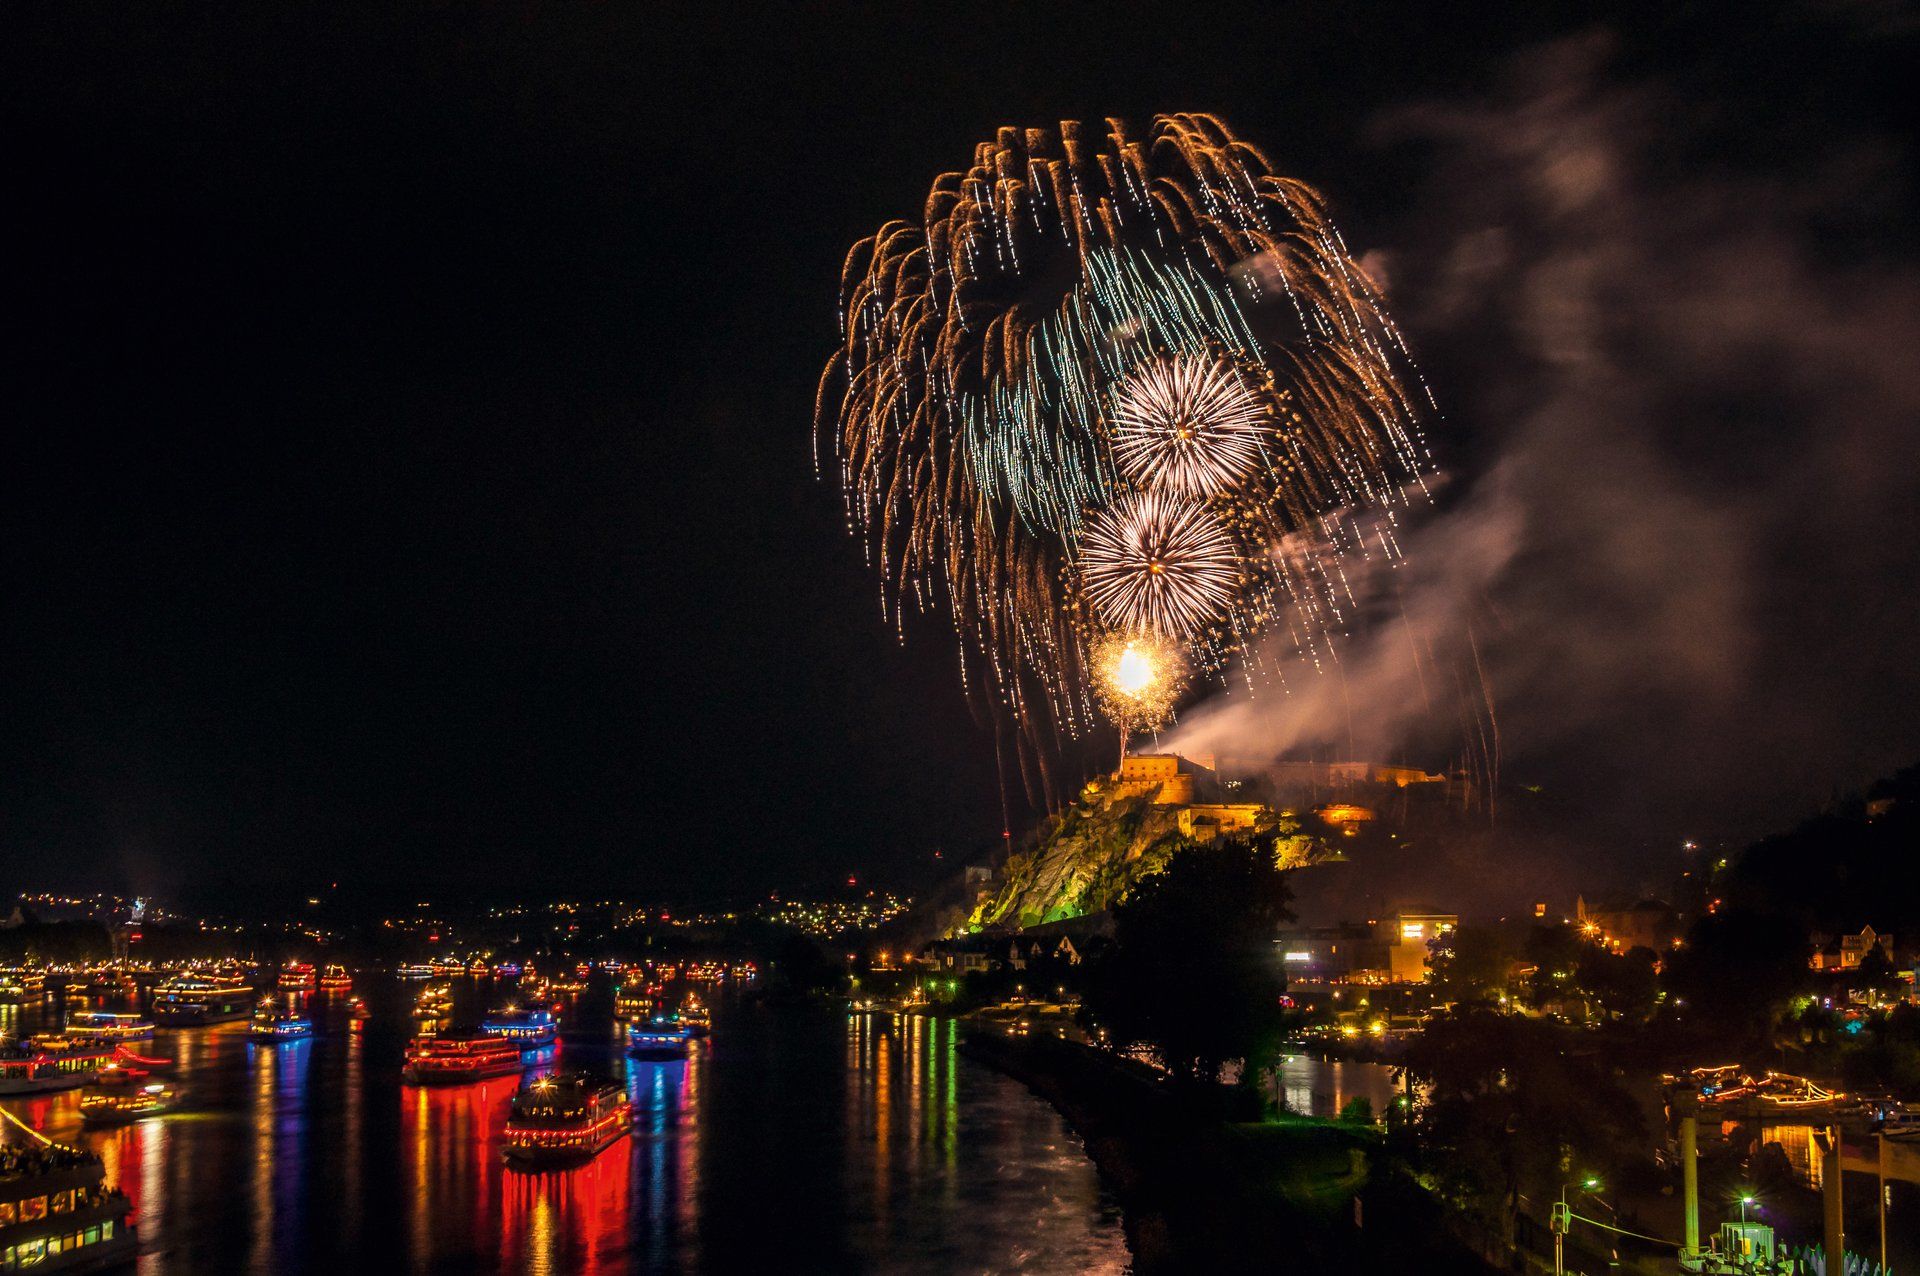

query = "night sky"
[4, 3, 1915, 905]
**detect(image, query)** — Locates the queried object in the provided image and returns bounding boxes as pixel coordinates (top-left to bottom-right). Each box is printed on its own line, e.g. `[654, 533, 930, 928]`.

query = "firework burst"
[1090, 631, 1189, 741]
[818, 114, 1434, 788]
[1110, 355, 1268, 496]
[1077, 490, 1241, 640]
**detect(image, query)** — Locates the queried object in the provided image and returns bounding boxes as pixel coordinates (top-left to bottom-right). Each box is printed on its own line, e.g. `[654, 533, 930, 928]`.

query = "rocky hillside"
[967, 777, 1321, 930]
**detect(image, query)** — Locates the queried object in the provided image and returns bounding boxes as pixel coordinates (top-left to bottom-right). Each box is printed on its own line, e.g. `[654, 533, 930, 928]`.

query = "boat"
[401, 1034, 525, 1085]
[150, 972, 253, 1025]
[0, 1139, 137, 1269]
[277, 962, 316, 992]
[480, 1007, 557, 1048]
[249, 1000, 314, 1042]
[78, 1067, 175, 1126]
[502, 1073, 631, 1168]
[613, 984, 654, 1022]
[0, 1037, 116, 1095]
[413, 984, 453, 1020]
[0, 967, 46, 1004]
[346, 995, 371, 1022]
[64, 1011, 155, 1041]
[395, 963, 436, 980]
[1875, 1105, 1920, 1140]
[626, 1020, 693, 1061]
[317, 964, 352, 991]
[677, 996, 711, 1038]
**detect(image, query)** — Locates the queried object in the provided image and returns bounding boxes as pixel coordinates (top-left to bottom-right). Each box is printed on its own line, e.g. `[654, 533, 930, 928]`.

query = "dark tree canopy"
[1081, 833, 1294, 1087]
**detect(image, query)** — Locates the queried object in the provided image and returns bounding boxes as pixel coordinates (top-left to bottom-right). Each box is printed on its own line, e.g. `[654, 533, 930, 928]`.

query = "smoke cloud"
[1166, 33, 1920, 874]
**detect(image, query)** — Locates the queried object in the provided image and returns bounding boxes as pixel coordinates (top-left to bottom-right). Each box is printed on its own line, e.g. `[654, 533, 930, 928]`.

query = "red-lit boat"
[317, 964, 352, 991]
[278, 962, 316, 992]
[400, 1034, 525, 1085]
[503, 1073, 630, 1168]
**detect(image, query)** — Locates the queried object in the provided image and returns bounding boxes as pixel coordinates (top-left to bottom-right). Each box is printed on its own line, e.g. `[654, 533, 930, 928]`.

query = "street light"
[1553, 1177, 1602, 1276]
[1737, 1192, 1757, 1225]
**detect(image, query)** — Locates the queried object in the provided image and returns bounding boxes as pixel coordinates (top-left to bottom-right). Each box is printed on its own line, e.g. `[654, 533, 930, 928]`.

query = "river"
[1, 982, 1132, 1274]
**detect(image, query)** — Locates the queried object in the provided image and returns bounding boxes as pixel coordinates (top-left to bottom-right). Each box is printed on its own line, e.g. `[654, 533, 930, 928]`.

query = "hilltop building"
[1113, 754, 1266, 840]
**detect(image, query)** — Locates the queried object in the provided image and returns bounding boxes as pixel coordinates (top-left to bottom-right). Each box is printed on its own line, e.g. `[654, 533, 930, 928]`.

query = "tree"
[1401, 1010, 1644, 1247]
[1081, 832, 1294, 1089]
[1429, 925, 1516, 1006]
[1664, 909, 1811, 1046]
[1851, 945, 1903, 1007]
[1575, 945, 1659, 1021]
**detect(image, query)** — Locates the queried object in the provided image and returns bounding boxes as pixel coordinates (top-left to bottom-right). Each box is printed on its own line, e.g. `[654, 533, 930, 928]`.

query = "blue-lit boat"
[481, 1007, 557, 1047]
[626, 1019, 693, 1061]
[250, 1000, 314, 1042]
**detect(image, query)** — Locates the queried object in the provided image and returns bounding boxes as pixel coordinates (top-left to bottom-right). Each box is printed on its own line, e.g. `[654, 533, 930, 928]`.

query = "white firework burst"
[1109, 355, 1267, 496]
[1077, 490, 1241, 639]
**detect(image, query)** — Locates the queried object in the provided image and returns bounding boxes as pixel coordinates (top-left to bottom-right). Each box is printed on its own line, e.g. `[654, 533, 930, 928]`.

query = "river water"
[1, 983, 1131, 1274]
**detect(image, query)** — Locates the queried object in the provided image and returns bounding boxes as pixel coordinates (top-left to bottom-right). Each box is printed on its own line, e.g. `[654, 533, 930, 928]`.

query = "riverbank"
[960, 1029, 1496, 1274]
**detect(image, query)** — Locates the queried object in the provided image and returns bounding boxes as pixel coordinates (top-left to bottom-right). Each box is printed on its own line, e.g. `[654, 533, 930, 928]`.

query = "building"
[1177, 803, 1267, 840]
[1387, 912, 1458, 983]
[1113, 754, 1205, 804]
[1273, 910, 1458, 985]
[1810, 925, 1894, 972]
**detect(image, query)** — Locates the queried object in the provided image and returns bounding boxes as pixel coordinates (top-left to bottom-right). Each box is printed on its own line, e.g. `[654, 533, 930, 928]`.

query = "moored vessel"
[0, 968, 46, 1005]
[249, 999, 314, 1042]
[277, 962, 316, 992]
[0, 1137, 137, 1270]
[317, 964, 352, 991]
[150, 972, 253, 1025]
[502, 1073, 630, 1168]
[626, 1020, 693, 1061]
[480, 1007, 557, 1048]
[413, 984, 453, 1020]
[78, 1066, 175, 1126]
[65, 1011, 155, 1042]
[0, 1038, 116, 1096]
[401, 1033, 525, 1085]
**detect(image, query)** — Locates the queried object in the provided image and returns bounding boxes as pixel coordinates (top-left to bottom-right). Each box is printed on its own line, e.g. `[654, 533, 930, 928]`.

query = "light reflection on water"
[1274, 1053, 1402, 1120]
[0, 989, 1131, 1273]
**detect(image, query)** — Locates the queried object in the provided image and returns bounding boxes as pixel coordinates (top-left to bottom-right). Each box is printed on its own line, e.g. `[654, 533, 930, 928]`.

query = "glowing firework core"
[1113, 644, 1156, 697]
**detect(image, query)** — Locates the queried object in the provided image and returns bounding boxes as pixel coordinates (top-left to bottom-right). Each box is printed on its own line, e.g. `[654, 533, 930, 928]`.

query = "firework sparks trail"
[817, 114, 1435, 774]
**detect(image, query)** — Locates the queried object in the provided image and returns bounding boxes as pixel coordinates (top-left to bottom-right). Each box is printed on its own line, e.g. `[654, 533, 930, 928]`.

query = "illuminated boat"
[413, 984, 454, 1020]
[249, 1000, 314, 1042]
[151, 972, 253, 1024]
[79, 1067, 175, 1126]
[401, 1033, 524, 1085]
[0, 1036, 115, 1095]
[0, 966, 46, 1004]
[626, 1020, 693, 1061]
[480, 1007, 557, 1047]
[502, 1073, 631, 1168]
[346, 995, 371, 1022]
[0, 1140, 136, 1269]
[613, 984, 654, 1022]
[395, 963, 436, 979]
[277, 962, 316, 992]
[65, 1011, 155, 1041]
[677, 996, 711, 1038]
[317, 964, 352, 991]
